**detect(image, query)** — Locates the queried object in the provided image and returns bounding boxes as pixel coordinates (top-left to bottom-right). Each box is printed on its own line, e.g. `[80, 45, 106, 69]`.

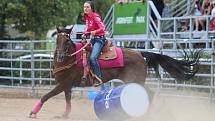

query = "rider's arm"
[93, 14, 105, 35]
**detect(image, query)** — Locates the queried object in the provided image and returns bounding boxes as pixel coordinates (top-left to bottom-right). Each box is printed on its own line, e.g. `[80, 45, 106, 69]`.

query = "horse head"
[56, 26, 74, 62]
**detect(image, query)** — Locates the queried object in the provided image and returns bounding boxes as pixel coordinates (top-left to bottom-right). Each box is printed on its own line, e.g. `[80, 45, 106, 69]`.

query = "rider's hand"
[90, 31, 96, 36]
[81, 34, 86, 39]
[81, 34, 87, 44]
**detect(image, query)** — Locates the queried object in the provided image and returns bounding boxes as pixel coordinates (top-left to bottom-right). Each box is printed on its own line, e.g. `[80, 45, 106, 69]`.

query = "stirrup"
[93, 80, 103, 87]
[92, 75, 103, 87]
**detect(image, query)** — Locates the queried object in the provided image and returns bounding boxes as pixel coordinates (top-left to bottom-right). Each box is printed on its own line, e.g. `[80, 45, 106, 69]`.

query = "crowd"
[191, 0, 215, 31]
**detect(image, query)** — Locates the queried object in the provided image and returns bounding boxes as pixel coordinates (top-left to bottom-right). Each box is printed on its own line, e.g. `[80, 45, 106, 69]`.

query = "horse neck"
[68, 42, 76, 54]
[66, 42, 77, 60]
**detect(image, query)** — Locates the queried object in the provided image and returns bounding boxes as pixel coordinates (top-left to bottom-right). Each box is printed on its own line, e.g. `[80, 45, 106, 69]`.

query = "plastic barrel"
[94, 83, 149, 120]
[87, 90, 99, 100]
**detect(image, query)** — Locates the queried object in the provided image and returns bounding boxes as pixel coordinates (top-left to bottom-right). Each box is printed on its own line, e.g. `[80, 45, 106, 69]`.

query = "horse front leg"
[62, 88, 72, 118]
[29, 84, 64, 118]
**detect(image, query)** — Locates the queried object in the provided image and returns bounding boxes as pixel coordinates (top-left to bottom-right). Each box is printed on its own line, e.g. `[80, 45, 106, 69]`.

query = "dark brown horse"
[29, 27, 200, 118]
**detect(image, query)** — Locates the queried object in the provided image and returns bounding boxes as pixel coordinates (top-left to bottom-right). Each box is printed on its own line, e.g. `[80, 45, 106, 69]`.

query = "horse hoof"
[29, 112, 37, 118]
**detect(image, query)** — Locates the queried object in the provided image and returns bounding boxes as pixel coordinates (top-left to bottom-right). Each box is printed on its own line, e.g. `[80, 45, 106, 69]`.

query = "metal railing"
[103, 4, 115, 38]
[0, 40, 55, 96]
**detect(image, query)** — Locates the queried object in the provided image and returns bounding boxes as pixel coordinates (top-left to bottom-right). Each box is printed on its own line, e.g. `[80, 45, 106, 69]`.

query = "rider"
[82, 1, 106, 87]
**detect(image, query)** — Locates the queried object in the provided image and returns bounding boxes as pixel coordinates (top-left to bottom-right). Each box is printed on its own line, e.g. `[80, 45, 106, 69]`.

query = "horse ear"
[56, 26, 64, 33]
[66, 25, 74, 34]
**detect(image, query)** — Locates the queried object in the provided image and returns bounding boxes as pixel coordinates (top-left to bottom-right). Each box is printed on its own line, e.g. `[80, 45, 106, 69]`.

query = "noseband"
[57, 32, 70, 37]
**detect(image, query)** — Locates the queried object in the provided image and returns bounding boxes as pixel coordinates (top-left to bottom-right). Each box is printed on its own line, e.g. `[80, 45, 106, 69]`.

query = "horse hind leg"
[29, 84, 64, 118]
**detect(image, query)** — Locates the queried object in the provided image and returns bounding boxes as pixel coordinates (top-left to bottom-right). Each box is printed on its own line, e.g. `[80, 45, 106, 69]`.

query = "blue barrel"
[94, 83, 149, 120]
[87, 90, 99, 100]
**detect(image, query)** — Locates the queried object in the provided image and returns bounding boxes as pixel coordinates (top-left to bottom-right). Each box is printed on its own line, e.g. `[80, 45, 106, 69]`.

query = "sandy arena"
[0, 88, 215, 121]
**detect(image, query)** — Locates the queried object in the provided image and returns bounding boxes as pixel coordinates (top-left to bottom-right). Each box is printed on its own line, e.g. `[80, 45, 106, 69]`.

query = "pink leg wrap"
[31, 100, 43, 114]
[64, 102, 71, 116]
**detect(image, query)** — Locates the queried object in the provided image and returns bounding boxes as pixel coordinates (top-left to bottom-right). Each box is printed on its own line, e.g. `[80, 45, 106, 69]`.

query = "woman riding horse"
[29, 25, 200, 118]
[82, 1, 106, 87]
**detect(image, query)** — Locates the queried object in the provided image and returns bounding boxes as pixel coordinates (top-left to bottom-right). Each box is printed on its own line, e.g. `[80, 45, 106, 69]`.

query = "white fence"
[0, 39, 214, 100]
[0, 40, 55, 95]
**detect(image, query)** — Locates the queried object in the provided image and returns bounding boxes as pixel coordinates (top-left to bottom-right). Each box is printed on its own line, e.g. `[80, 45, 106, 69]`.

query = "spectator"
[202, 0, 212, 28]
[210, 0, 215, 30]
[202, 0, 212, 16]
[162, 0, 174, 32]
[211, 0, 215, 16]
[191, 0, 205, 31]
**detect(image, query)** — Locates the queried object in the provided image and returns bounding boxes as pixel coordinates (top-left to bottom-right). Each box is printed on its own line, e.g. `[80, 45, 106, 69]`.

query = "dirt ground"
[0, 88, 215, 121]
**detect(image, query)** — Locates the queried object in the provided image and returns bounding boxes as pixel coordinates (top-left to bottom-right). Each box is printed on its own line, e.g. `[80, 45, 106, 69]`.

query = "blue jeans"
[90, 37, 106, 79]
[90, 37, 111, 91]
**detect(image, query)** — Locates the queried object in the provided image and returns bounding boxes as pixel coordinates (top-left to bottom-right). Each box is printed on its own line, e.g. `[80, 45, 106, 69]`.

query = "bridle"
[53, 32, 90, 74]
[55, 32, 70, 61]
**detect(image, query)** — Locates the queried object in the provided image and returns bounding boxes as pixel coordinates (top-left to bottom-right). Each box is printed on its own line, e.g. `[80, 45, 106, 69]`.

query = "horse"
[29, 27, 200, 118]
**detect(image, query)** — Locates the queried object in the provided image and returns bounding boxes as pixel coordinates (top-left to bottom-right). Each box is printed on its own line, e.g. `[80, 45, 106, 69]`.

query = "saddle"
[102, 40, 113, 52]
[84, 40, 116, 60]
[100, 46, 117, 60]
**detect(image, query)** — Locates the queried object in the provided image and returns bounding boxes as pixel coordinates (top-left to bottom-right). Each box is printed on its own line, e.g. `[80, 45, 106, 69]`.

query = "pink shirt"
[211, 19, 215, 30]
[84, 12, 105, 36]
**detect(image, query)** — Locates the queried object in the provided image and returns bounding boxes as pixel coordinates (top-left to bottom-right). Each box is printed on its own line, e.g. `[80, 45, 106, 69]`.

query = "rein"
[53, 58, 81, 75]
[67, 40, 90, 57]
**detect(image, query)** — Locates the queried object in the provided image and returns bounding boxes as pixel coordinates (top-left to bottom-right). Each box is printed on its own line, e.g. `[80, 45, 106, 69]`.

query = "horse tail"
[141, 50, 201, 81]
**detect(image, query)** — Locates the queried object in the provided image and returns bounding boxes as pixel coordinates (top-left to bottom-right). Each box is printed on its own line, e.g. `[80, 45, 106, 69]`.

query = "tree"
[0, 0, 25, 39]
[0, 0, 82, 39]
[0, 0, 115, 40]
[17, 0, 82, 39]
[94, 0, 114, 19]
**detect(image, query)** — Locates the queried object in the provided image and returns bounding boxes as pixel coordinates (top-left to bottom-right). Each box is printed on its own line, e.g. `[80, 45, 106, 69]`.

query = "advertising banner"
[114, 2, 148, 35]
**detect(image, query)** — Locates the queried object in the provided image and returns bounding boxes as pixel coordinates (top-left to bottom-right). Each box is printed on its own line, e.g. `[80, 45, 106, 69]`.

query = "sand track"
[0, 88, 215, 121]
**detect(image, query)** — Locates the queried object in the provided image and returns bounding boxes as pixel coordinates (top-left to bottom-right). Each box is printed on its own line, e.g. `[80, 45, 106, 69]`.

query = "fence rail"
[0, 39, 214, 100]
[0, 1, 215, 100]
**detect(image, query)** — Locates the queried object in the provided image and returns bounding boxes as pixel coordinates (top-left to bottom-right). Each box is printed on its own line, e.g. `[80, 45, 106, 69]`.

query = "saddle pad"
[75, 43, 124, 69]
